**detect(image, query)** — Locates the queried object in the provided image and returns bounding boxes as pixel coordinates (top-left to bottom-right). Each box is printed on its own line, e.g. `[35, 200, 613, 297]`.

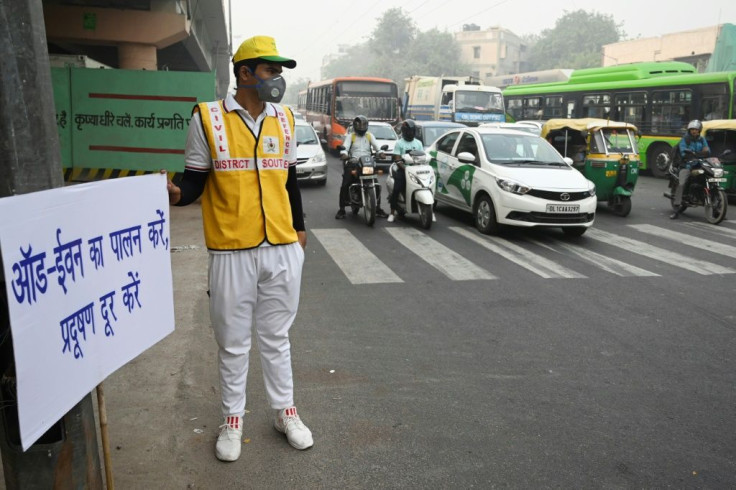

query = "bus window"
[582, 94, 611, 118]
[543, 95, 563, 119]
[652, 90, 691, 133]
[700, 84, 728, 120]
[702, 97, 727, 120]
[614, 92, 647, 128]
[506, 97, 523, 121]
[566, 100, 576, 118]
[523, 96, 542, 119]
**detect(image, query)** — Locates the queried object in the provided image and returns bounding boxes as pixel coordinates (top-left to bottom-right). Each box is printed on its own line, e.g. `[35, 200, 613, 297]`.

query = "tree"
[404, 29, 469, 79]
[526, 10, 625, 70]
[322, 8, 468, 93]
[369, 7, 416, 57]
[322, 42, 375, 79]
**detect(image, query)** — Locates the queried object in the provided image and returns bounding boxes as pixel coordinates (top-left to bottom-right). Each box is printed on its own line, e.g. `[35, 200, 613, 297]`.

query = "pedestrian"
[164, 35, 313, 462]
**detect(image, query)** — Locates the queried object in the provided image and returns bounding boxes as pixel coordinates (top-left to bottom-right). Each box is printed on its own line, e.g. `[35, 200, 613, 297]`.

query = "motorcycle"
[663, 150, 728, 224]
[339, 145, 387, 227]
[385, 150, 435, 229]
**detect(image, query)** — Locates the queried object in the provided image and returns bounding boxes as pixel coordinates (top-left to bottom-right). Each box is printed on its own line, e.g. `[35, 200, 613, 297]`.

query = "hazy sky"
[228, 0, 736, 82]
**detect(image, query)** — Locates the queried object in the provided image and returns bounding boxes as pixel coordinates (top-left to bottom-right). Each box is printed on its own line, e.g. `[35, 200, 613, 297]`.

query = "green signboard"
[51, 68, 72, 167]
[52, 67, 215, 174]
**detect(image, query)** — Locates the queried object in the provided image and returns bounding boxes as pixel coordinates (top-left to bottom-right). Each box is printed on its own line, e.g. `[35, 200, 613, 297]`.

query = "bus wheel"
[648, 144, 673, 179]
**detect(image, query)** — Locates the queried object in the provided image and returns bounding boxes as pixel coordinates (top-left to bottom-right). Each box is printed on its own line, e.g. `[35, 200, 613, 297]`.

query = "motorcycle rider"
[388, 119, 424, 223]
[335, 115, 388, 219]
[670, 119, 711, 219]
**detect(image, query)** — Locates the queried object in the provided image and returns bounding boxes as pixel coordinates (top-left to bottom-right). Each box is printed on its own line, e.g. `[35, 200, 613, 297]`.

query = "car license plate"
[707, 177, 726, 182]
[546, 204, 579, 213]
[297, 168, 306, 175]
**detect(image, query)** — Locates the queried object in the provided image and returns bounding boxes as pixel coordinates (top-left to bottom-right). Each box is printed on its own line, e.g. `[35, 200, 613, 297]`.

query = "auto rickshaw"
[541, 118, 640, 217]
[701, 119, 736, 197]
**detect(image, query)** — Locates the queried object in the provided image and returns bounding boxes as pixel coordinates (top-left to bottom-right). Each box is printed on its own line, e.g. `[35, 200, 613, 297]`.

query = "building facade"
[42, 0, 230, 97]
[602, 24, 725, 72]
[454, 24, 529, 84]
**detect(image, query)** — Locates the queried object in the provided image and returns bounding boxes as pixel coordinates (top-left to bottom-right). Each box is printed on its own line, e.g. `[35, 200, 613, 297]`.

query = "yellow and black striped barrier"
[64, 167, 183, 184]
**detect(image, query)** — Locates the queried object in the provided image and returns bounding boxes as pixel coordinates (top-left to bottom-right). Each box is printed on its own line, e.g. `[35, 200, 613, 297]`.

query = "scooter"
[663, 150, 728, 224]
[385, 150, 435, 229]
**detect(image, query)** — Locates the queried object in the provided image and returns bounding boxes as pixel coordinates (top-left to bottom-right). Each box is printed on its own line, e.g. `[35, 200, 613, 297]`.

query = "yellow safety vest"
[197, 100, 297, 250]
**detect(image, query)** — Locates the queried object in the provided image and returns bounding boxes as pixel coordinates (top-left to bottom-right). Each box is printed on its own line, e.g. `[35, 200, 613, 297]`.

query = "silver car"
[295, 120, 327, 185]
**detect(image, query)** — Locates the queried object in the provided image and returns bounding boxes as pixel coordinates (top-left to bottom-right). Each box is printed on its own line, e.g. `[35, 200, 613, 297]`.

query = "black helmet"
[401, 119, 416, 141]
[353, 115, 368, 136]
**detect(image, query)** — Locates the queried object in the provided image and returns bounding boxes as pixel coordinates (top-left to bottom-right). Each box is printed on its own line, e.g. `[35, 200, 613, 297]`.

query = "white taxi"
[429, 127, 597, 236]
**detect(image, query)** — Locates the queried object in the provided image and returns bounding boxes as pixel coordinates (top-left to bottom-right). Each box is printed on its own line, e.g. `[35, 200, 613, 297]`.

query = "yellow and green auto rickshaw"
[701, 119, 736, 196]
[541, 118, 640, 217]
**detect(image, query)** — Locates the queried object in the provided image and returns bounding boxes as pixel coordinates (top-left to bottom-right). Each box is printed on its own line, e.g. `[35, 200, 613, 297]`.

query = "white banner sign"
[0, 173, 175, 450]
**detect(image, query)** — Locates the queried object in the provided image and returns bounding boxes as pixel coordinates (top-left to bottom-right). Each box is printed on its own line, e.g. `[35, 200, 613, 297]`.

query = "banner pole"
[96, 383, 115, 490]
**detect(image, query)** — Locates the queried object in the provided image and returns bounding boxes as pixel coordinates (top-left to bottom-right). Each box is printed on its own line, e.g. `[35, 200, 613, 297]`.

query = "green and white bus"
[503, 62, 736, 177]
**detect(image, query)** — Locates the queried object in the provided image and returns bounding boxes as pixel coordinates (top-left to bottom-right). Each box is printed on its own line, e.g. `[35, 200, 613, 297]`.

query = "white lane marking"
[586, 228, 736, 275]
[684, 221, 736, 241]
[451, 227, 586, 278]
[531, 238, 659, 277]
[312, 229, 403, 284]
[385, 228, 496, 281]
[630, 224, 736, 259]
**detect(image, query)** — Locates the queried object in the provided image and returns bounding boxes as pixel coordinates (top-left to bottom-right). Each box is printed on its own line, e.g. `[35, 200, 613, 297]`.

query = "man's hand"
[160, 169, 181, 205]
[297, 231, 307, 250]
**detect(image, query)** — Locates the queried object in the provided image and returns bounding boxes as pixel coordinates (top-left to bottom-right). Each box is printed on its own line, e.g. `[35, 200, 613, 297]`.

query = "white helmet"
[687, 119, 703, 131]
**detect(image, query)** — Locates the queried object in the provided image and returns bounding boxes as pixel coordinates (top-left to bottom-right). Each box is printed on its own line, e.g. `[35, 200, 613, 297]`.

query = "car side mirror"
[563, 157, 574, 166]
[320, 138, 328, 145]
[457, 152, 476, 164]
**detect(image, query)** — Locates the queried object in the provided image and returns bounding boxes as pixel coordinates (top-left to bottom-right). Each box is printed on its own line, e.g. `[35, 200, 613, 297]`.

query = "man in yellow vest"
[165, 35, 312, 462]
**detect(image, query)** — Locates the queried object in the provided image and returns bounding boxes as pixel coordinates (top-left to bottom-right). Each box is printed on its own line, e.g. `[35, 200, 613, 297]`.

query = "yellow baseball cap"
[232, 35, 296, 68]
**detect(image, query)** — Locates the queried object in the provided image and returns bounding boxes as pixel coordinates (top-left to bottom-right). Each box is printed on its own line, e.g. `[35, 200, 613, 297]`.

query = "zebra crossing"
[311, 221, 736, 284]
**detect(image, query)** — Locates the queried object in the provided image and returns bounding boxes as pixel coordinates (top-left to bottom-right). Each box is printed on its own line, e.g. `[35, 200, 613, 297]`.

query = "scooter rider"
[671, 119, 711, 219]
[335, 115, 389, 219]
[387, 119, 424, 223]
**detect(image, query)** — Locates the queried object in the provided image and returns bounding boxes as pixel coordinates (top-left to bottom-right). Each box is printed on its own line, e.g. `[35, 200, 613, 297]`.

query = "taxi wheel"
[474, 194, 499, 235]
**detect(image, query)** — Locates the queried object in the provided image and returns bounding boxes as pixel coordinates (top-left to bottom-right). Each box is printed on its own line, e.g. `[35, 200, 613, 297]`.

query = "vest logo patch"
[262, 136, 279, 154]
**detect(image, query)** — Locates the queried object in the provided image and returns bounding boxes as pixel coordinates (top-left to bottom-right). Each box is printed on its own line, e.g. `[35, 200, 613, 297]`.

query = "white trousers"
[208, 242, 304, 417]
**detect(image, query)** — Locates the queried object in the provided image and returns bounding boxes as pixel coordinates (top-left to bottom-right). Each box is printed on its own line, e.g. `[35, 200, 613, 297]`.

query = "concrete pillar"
[118, 42, 157, 70]
[1, 0, 102, 486]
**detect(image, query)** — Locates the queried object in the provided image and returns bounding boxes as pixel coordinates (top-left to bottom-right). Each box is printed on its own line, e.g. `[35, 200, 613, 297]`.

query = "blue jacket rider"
[671, 119, 710, 219]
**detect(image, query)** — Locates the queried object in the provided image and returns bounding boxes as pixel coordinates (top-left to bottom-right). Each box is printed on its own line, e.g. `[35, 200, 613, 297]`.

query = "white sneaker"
[215, 415, 243, 462]
[432, 213, 437, 222]
[274, 407, 313, 450]
[387, 213, 395, 223]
